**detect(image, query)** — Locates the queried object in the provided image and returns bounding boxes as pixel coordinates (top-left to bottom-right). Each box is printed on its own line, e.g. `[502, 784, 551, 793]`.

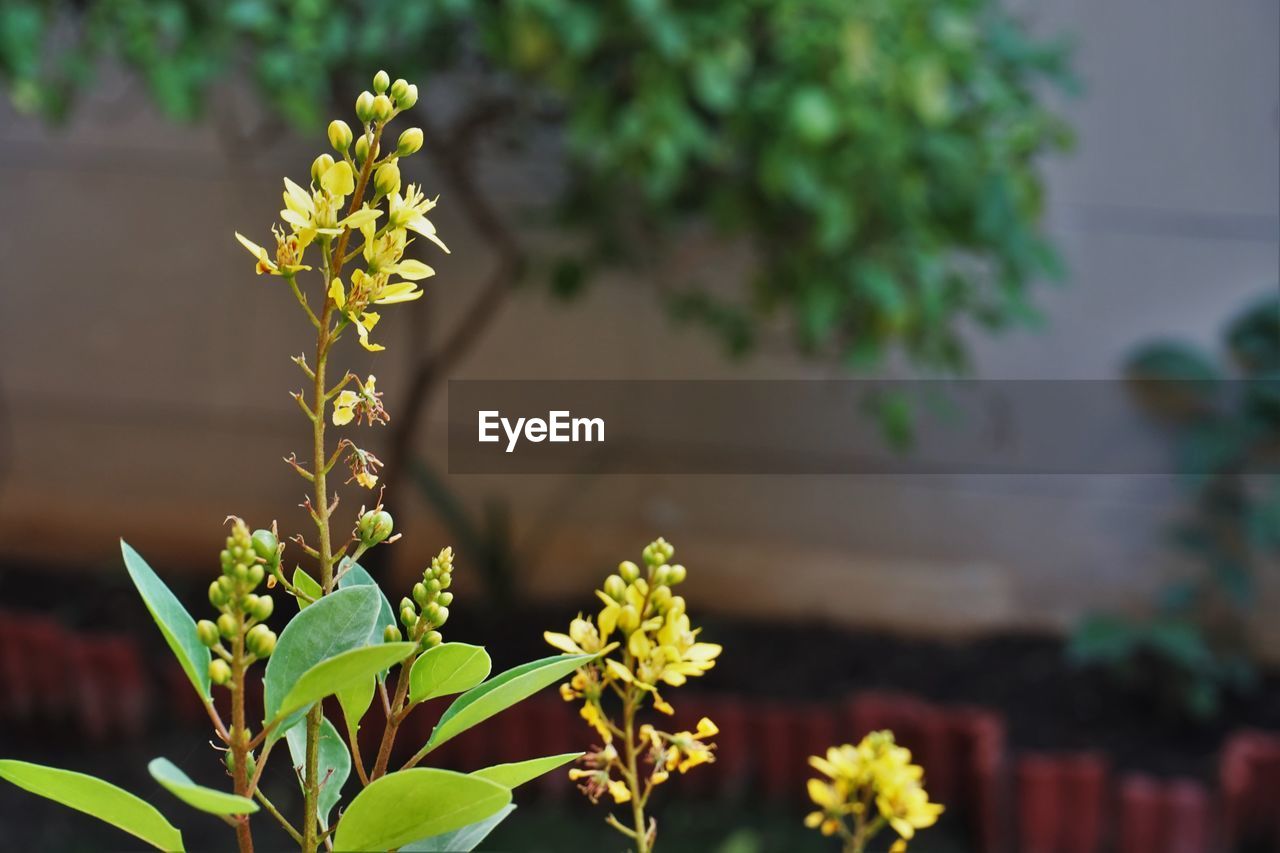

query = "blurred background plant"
[1071, 292, 1280, 719]
[0, 0, 1073, 469]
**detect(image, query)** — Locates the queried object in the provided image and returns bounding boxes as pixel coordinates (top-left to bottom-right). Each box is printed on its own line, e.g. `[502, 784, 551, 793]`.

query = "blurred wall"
[0, 1, 1277, 650]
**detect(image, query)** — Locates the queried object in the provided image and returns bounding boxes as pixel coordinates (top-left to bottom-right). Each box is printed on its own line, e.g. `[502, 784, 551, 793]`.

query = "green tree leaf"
[336, 561, 397, 678]
[274, 642, 415, 722]
[472, 753, 581, 789]
[285, 715, 350, 829]
[337, 676, 377, 734]
[428, 654, 595, 749]
[292, 567, 323, 609]
[409, 643, 492, 703]
[147, 758, 257, 816]
[0, 759, 184, 851]
[262, 586, 382, 739]
[120, 540, 210, 701]
[400, 805, 515, 852]
[332, 769, 510, 852]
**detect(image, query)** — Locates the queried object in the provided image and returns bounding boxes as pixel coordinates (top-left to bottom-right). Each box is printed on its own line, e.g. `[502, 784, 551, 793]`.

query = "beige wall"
[0, 1, 1277, 652]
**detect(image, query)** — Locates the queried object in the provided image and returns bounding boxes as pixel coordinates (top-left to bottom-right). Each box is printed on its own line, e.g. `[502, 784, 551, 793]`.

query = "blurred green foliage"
[1072, 293, 1280, 719]
[2, 0, 1073, 377]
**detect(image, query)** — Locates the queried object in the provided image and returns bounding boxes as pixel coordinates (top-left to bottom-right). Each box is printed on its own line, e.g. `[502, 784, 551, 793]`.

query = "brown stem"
[370, 655, 415, 780]
[230, 624, 255, 853]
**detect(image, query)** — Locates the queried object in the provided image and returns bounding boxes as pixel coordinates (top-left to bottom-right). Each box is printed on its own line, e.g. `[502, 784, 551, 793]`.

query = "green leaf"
[0, 759, 184, 851]
[401, 805, 515, 852]
[147, 758, 257, 816]
[120, 540, 210, 701]
[409, 643, 492, 703]
[428, 654, 595, 749]
[274, 642, 415, 722]
[332, 769, 511, 852]
[337, 676, 377, 734]
[472, 753, 581, 789]
[292, 567, 322, 609]
[262, 586, 382, 739]
[337, 561, 397, 650]
[285, 715, 349, 829]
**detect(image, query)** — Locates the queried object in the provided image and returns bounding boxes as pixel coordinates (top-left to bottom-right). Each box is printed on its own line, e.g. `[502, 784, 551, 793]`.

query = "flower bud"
[197, 620, 220, 647]
[246, 624, 276, 657]
[412, 582, 428, 607]
[355, 91, 376, 123]
[247, 564, 265, 588]
[372, 94, 394, 123]
[354, 134, 373, 164]
[400, 605, 417, 628]
[398, 83, 419, 109]
[423, 630, 443, 648]
[224, 749, 256, 777]
[643, 538, 674, 567]
[251, 595, 274, 621]
[217, 613, 238, 639]
[604, 574, 627, 600]
[311, 153, 335, 184]
[374, 160, 401, 196]
[653, 564, 672, 586]
[390, 78, 409, 101]
[437, 592, 453, 607]
[434, 605, 449, 626]
[383, 625, 402, 643]
[396, 127, 423, 156]
[650, 586, 672, 611]
[618, 605, 640, 634]
[619, 561, 641, 583]
[251, 529, 279, 565]
[668, 564, 687, 585]
[209, 580, 228, 608]
[328, 119, 353, 152]
[373, 70, 390, 93]
[210, 659, 232, 686]
[358, 509, 394, 546]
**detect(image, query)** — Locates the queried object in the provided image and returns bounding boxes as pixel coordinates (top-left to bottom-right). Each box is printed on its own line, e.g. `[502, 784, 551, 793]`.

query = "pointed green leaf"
[332, 769, 510, 852]
[428, 654, 595, 749]
[337, 676, 377, 734]
[472, 753, 582, 789]
[285, 715, 349, 829]
[409, 643, 492, 704]
[262, 586, 381, 739]
[400, 805, 515, 852]
[147, 758, 257, 816]
[121, 540, 210, 701]
[0, 759, 184, 851]
[292, 567, 322, 609]
[274, 642, 414, 722]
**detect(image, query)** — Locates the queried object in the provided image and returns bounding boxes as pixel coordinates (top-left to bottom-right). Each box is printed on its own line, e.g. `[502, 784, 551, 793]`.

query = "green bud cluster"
[203, 519, 279, 679]
[399, 546, 455, 649]
[642, 537, 675, 568]
[352, 71, 418, 130]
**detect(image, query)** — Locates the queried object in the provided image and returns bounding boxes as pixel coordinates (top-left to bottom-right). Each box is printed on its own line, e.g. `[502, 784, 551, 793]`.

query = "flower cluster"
[805, 731, 943, 853]
[235, 73, 445, 354]
[197, 518, 280, 685]
[389, 546, 455, 649]
[546, 538, 720, 850]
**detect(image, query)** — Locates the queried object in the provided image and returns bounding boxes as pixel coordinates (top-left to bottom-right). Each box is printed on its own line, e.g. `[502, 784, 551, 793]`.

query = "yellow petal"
[332, 406, 354, 426]
[234, 231, 269, 262]
[374, 282, 423, 304]
[328, 278, 346, 309]
[340, 207, 382, 229]
[390, 259, 435, 280]
[604, 659, 634, 683]
[543, 632, 585, 655]
[321, 160, 356, 197]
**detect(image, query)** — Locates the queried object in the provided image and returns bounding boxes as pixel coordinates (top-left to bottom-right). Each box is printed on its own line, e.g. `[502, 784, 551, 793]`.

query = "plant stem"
[370, 653, 414, 779]
[231, 623, 255, 853]
[623, 688, 650, 853]
[300, 123, 383, 853]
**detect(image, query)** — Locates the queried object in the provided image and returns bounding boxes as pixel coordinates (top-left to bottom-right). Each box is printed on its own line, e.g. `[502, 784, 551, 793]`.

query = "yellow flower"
[387, 183, 450, 254]
[606, 778, 631, 804]
[332, 375, 388, 427]
[580, 701, 613, 744]
[234, 227, 311, 276]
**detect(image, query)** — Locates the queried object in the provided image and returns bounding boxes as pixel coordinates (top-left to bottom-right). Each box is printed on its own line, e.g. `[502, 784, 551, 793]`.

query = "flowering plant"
[805, 731, 943, 853]
[546, 538, 722, 852]
[0, 71, 593, 853]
